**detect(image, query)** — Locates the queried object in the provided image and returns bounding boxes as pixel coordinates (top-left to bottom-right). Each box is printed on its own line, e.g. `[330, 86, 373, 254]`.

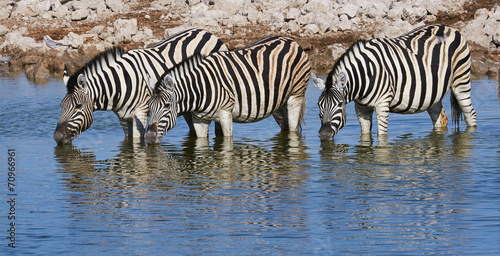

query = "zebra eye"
[75, 103, 83, 110]
[165, 103, 171, 109]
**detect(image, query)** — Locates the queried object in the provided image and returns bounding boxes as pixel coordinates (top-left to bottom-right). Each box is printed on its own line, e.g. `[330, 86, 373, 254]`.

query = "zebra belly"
[389, 99, 439, 114]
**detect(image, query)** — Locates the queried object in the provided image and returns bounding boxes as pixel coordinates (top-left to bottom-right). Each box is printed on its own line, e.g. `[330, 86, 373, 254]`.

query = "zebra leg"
[286, 95, 306, 132]
[451, 83, 477, 127]
[427, 102, 448, 130]
[216, 109, 234, 137]
[191, 115, 211, 138]
[183, 113, 197, 136]
[132, 113, 148, 137]
[375, 104, 390, 135]
[119, 117, 133, 137]
[354, 102, 373, 134]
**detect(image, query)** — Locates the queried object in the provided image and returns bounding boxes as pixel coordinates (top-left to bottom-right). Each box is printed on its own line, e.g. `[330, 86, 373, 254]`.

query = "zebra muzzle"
[145, 122, 161, 144]
[318, 124, 335, 141]
[54, 122, 73, 145]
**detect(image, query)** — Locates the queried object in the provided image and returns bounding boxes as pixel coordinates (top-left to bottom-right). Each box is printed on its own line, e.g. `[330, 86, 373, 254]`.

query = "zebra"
[312, 24, 477, 140]
[53, 28, 227, 144]
[144, 36, 311, 144]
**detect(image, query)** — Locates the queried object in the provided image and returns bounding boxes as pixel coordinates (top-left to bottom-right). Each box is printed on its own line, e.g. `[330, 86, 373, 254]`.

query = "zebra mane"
[66, 47, 125, 92]
[326, 40, 365, 90]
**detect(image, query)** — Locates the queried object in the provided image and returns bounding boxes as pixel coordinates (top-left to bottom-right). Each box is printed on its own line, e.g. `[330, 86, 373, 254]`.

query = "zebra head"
[54, 73, 94, 144]
[313, 71, 347, 140]
[145, 74, 178, 144]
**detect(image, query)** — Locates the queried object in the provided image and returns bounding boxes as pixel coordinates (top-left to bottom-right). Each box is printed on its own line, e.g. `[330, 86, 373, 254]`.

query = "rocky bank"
[0, 0, 499, 83]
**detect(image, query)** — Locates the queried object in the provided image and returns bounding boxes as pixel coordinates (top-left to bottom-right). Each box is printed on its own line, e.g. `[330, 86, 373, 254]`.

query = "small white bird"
[44, 35, 64, 49]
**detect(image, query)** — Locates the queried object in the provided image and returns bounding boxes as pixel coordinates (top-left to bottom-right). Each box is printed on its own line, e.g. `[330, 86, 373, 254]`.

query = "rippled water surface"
[1, 73, 499, 255]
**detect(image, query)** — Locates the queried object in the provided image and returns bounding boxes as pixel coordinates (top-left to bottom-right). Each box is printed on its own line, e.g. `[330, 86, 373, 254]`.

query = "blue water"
[1, 73, 499, 255]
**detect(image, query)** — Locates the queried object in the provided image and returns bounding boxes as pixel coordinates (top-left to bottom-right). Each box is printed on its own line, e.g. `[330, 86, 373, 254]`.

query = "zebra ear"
[336, 70, 348, 92]
[161, 74, 175, 92]
[63, 70, 69, 86]
[311, 73, 325, 91]
[77, 74, 89, 94]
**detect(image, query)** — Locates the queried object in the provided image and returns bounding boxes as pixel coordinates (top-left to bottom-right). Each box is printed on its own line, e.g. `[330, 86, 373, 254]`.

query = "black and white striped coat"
[54, 28, 227, 144]
[313, 24, 477, 140]
[145, 36, 311, 143]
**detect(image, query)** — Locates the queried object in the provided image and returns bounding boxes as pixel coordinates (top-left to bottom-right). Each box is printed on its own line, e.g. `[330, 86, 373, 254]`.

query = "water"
[1, 72, 499, 255]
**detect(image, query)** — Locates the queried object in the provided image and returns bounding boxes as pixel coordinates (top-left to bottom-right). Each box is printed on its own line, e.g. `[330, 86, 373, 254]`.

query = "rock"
[64, 32, 85, 49]
[471, 59, 489, 74]
[303, 24, 320, 35]
[25, 60, 51, 82]
[286, 8, 301, 21]
[0, 31, 40, 52]
[90, 25, 106, 35]
[327, 43, 349, 61]
[227, 14, 248, 27]
[302, 0, 332, 14]
[106, 0, 127, 13]
[339, 4, 358, 19]
[0, 25, 8, 36]
[363, 2, 388, 19]
[189, 17, 222, 34]
[337, 14, 352, 31]
[461, 19, 491, 47]
[114, 18, 138, 44]
[51, 4, 68, 19]
[71, 9, 89, 21]
[402, 6, 427, 23]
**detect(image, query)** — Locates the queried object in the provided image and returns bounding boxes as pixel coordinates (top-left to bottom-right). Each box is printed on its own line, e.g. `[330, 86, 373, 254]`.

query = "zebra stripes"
[54, 28, 226, 144]
[144, 36, 311, 143]
[313, 24, 477, 140]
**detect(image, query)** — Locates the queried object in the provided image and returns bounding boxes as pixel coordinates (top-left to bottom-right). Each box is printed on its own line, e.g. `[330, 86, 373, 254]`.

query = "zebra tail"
[450, 92, 463, 128]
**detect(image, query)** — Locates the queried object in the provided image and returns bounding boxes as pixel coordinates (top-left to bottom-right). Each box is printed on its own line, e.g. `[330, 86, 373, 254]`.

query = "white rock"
[337, 14, 352, 31]
[65, 32, 84, 49]
[402, 6, 427, 23]
[287, 20, 301, 34]
[51, 4, 68, 18]
[90, 25, 106, 35]
[114, 19, 138, 44]
[189, 17, 222, 34]
[0, 31, 40, 52]
[71, 9, 89, 21]
[0, 25, 9, 36]
[302, 0, 332, 14]
[286, 8, 301, 21]
[339, 4, 358, 19]
[363, 2, 388, 18]
[328, 43, 349, 61]
[303, 24, 320, 34]
[229, 14, 248, 27]
[461, 19, 491, 47]
[106, 0, 127, 13]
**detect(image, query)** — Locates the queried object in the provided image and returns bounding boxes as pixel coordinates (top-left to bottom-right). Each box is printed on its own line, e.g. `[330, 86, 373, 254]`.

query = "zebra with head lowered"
[312, 24, 477, 140]
[53, 28, 227, 144]
[144, 36, 311, 144]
